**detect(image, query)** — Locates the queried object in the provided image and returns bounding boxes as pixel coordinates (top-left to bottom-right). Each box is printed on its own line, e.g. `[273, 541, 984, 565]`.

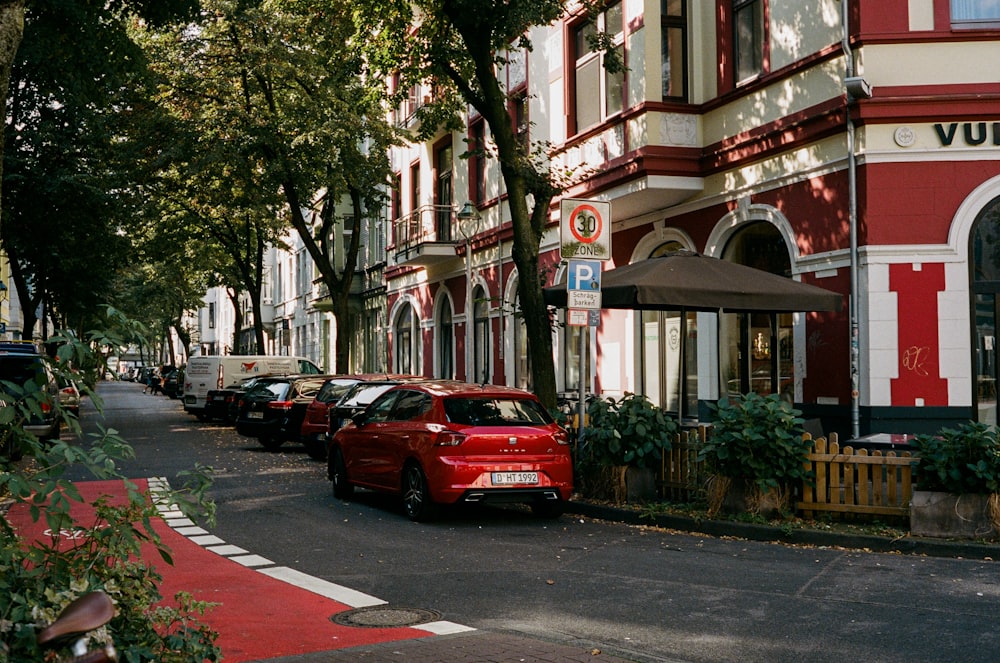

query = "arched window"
[638, 241, 698, 418]
[971, 196, 1000, 426]
[436, 297, 455, 379]
[394, 302, 420, 375]
[510, 277, 530, 390]
[472, 286, 490, 383]
[720, 222, 794, 401]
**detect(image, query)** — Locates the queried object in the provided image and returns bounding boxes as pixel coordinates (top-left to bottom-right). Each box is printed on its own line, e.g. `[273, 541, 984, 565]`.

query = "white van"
[183, 355, 321, 416]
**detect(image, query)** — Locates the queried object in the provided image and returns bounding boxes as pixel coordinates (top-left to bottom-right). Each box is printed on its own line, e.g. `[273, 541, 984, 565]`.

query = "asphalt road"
[79, 381, 1000, 663]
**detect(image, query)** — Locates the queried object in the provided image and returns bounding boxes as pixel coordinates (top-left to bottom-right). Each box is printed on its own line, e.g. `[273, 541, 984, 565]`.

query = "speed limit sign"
[560, 198, 611, 260]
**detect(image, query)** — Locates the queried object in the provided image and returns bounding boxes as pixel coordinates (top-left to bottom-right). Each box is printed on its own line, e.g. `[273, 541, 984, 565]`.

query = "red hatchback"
[327, 381, 572, 521]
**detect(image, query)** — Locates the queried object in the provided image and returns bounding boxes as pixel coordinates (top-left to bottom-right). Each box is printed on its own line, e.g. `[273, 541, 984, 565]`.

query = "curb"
[563, 500, 1000, 560]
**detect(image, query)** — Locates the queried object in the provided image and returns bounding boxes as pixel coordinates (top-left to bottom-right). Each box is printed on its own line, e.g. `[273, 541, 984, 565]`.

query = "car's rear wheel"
[402, 463, 436, 522]
[259, 434, 284, 451]
[304, 436, 327, 461]
[531, 499, 564, 519]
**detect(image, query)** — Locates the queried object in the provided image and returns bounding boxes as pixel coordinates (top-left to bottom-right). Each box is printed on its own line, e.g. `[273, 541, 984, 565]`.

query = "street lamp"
[457, 201, 482, 383]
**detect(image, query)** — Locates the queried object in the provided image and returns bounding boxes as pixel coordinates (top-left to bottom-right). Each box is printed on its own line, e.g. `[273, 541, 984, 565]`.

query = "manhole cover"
[331, 606, 442, 628]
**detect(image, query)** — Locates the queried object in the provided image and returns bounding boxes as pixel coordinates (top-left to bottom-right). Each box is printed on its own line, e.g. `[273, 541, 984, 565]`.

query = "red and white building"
[383, 0, 1000, 438]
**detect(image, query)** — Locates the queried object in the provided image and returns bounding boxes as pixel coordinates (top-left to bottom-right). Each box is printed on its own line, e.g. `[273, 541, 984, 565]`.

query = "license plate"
[247, 411, 264, 419]
[212, 395, 226, 401]
[492, 471, 538, 485]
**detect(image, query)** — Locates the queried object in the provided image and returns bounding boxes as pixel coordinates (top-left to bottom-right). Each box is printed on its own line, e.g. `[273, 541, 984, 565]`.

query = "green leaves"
[699, 393, 811, 492]
[584, 392, 677, 469]
[912, 421, 1000, 495]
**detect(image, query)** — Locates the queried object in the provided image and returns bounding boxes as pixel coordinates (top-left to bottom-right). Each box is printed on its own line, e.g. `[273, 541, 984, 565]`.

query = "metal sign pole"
[578, 326, 587, 440]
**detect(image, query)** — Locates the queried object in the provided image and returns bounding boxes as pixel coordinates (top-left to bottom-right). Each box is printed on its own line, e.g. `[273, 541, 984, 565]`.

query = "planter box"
[910, 491, 997, 540]
[625, 466, 657, 503]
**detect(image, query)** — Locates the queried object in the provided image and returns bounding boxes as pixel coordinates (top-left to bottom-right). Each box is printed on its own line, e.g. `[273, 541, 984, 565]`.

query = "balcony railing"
[390, 205, 462, 267]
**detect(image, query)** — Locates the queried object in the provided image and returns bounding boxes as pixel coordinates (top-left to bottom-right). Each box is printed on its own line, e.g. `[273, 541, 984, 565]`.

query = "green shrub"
[911, 421, 1000, 495]
[699, 393, 812, 493]
[584, 393, 677, 469]
[0, 322, 220, 662]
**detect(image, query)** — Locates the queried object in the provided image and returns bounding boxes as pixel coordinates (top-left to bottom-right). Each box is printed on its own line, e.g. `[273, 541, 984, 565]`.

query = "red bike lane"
[7, 477, 460, 662]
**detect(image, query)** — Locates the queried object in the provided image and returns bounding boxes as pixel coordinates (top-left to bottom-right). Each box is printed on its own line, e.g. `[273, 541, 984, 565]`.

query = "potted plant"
[580, 393, 677, 502]
[910, 422, 1000, 539]
[699, 393, 811, 517]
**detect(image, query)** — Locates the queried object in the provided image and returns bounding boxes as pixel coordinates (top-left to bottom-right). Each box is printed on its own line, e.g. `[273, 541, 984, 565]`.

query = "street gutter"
[565, 500, 999, 561]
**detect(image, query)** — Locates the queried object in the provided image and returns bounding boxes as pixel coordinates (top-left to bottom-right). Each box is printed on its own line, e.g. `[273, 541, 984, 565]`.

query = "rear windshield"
[444, 397, 552, 426]
[0, 355, 47, 386]
[248, 381, 290, 400]
[337, 383, 397, 408]
[317, 379, 359, 403]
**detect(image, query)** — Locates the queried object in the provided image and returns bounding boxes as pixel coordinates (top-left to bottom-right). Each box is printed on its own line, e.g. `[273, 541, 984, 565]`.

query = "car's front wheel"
[330, 448, 354, 500]
[402, 463, 436, 522]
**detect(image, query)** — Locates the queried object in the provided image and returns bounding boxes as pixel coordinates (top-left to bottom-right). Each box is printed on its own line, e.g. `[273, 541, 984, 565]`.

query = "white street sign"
[560, 199, 611, 260]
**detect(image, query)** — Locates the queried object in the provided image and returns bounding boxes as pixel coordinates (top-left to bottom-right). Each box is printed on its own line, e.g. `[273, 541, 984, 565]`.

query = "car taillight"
[554, 429, 569, 445]
[266, 400, 293, 411]
[59, 387, 75, 396]
[435, 431, 467, 447]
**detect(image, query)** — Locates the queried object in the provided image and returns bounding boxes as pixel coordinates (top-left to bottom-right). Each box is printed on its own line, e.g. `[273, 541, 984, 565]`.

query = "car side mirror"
[351, 411, 367, 427]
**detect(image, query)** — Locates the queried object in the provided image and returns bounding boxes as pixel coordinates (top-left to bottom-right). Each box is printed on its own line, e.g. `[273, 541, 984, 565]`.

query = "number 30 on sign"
[560, 199, 611, 260]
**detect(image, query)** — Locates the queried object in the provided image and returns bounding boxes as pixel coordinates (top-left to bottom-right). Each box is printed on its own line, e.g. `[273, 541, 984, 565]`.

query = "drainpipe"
[842, 0, 871, 439]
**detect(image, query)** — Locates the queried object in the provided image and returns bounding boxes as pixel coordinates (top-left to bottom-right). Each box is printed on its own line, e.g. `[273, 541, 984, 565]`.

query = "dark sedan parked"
[235, 374, 334, 450]
[301, 374, 423, 461]
[327, 380, 415, 434]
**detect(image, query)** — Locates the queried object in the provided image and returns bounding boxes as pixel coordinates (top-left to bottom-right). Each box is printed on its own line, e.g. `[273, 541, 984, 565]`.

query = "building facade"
[381, 0, 1000, 439]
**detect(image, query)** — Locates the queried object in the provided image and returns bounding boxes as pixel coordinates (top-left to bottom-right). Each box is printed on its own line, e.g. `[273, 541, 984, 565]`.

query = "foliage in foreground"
[0, 324, 219, 662]
[912, 421, 1000, 495]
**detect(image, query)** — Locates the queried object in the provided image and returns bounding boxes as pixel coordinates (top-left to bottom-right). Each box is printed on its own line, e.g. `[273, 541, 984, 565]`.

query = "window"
[390, 390, 432, 421]
[469, 120, 487, 205]
[571, 1, 625, 134]
[435, 141, 453, 241]
[953, 0, 1000, 27]
[510, 281, 530, 391]
[394, 303, 420, 375]
[638, 242, 698, 418]
[661, 0, 687, 100]
[734, 0, 764, 83]
[437, 298, 454, 379]
[971, 196, 1000, 426]
[472, 286, 490, 383]
[208, 302, 215, 329]
[511, 92, 529, 155]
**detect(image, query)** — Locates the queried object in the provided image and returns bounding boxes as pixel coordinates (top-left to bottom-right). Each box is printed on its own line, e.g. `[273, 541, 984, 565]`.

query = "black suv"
[235, 374, 334, 450]
[0, 343, 60, 459]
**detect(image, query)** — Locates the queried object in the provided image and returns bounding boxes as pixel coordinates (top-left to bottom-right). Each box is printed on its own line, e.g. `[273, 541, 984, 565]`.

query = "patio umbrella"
[543, 250, 843, 313]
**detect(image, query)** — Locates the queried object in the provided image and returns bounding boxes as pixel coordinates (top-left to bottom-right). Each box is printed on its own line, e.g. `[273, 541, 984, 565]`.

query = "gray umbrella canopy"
[543, 250, 843, 313]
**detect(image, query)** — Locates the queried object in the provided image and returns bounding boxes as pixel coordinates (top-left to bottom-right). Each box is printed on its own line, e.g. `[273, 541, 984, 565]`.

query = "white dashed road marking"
[146, 476, 474, 636]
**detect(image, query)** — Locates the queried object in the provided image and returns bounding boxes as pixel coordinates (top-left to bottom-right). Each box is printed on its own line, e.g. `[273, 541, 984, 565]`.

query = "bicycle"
[37, 591, 117, 663]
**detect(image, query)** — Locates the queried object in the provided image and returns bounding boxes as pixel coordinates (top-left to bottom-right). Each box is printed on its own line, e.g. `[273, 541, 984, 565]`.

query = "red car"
[327, 380, 572, 521]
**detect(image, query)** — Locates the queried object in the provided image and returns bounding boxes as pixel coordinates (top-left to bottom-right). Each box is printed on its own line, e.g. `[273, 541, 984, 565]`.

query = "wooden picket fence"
[797, 433, 914, 520]
[653, 429, 915, 521]
[658, 426, 709, 500]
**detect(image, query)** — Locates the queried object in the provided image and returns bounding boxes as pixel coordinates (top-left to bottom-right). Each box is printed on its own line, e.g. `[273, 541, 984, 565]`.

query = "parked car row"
[176, 368, 574, 522]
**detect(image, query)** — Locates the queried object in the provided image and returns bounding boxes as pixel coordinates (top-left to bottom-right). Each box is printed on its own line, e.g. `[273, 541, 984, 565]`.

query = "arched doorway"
[971, 196, 1000, 426]
[720, 222, 795, 401]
